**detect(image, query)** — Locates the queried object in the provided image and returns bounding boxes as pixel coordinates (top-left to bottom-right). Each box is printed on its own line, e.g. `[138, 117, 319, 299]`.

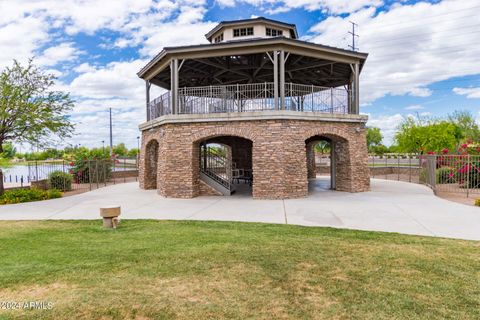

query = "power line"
[367, 12, 480, 33]
[362, 44, 480, 63]
[348, 21, 359, 51]
[364, 23, 480, 46]
[366, 3, 480, 29]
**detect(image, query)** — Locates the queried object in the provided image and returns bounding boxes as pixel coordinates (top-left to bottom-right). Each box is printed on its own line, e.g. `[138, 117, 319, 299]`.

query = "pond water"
[1, 162, 136, 182]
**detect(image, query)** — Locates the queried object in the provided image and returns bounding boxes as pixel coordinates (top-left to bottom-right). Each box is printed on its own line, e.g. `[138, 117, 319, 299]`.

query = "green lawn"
[0, 220, 479, 319]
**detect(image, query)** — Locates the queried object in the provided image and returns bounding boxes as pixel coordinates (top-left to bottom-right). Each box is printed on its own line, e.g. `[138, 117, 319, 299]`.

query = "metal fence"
[313, 154, 480, 197]
[148, 92, 171, 119]
[148, 82, 350, 119]
[285, 83, 348, 113]
[422, 154, 480, 197]
[368, 154, 480, 197]
[2, 158, 138, 194]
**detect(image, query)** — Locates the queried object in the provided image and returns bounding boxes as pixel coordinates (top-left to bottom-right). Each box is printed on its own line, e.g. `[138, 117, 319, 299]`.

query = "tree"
[127, 148, 139, 157]
[448, 110, 480, 142]
[366, 127, 384, 154]
[1, 142, 16, 158]
[366, 127, 383, 148]
[112, 143, 128, 156]
[394, 116, 462, 153]
[314, 140, 330, 154]
[0, 59, 74, 153]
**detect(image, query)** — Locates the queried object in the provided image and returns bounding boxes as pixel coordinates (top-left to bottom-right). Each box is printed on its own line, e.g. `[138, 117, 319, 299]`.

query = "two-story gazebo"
[138, 17, 370, 199]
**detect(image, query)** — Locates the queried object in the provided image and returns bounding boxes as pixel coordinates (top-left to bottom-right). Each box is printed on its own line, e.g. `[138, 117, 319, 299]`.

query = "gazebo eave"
[138, 37, 367, 82]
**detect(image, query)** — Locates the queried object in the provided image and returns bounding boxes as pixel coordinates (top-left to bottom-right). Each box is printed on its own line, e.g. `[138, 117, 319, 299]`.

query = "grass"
[0, 220, 479, 319]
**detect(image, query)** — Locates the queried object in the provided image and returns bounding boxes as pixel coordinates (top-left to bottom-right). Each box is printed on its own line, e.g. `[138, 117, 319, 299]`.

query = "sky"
[0, 0, 479, 150]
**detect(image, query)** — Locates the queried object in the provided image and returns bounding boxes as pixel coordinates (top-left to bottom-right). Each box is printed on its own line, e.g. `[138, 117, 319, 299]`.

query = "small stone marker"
[100, 205, 121, 229]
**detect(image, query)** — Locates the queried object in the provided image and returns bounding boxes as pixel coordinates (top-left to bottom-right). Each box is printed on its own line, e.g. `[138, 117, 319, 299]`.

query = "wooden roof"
[138, 37, 368, 90]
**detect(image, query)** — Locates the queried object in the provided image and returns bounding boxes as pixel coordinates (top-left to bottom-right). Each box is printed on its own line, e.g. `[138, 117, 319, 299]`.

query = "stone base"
[139, 117, 370, 199]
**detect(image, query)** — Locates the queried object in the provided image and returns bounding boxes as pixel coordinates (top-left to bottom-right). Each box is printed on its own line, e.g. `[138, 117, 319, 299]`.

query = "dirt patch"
[435, 191, 478, 206]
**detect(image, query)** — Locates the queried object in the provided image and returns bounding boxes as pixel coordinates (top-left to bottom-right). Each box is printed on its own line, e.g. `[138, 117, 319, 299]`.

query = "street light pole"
[102, 140, 105, 153]
[136, 136, 140, 151]
[109, 108, 113, 155]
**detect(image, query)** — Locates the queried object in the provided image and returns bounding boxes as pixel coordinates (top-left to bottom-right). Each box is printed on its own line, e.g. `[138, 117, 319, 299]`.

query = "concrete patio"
[0, 178, 478, 241]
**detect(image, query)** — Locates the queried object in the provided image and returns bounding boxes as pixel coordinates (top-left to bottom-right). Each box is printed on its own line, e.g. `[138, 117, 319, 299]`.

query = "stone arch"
[193, 132, 254, 197]
[302, 123, 370, 193]
[190, 126, 258, 144]
[144, 139, 159, 189]
[304, 131, 351, 192]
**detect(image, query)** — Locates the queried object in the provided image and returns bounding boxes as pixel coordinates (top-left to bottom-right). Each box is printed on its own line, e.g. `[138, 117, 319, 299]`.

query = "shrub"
[475, 198, 480, 207]
[48, 170, 73, 191]
[436, 167, 457, 184]
[458, 161, 480, 189]
[0, 188, 62, 205]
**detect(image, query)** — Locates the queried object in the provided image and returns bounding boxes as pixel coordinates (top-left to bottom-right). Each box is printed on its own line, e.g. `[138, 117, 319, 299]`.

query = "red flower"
[442, 148, 449, 154]
[69, 162, 74, 166]
[427, 151, 435, 155]
[458, 164, 471, 174]
[461, 143, 468, 149]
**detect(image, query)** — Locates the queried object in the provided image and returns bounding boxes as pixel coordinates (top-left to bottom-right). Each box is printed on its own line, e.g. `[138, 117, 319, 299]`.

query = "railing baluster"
[148, 83, 349, 119]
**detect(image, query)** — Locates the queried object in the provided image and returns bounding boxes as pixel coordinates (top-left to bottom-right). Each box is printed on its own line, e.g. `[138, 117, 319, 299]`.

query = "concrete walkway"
[0, 178, 478, 241]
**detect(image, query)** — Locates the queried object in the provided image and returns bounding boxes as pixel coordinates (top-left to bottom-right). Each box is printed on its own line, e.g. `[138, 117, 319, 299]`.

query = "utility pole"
[348, 21, 359, 51]
[109, 108, 113, 155]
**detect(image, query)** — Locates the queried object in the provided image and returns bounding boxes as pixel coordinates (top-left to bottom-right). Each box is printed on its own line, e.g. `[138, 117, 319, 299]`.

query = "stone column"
[306, 142, 317, 179]
[334, 129, 370, 192]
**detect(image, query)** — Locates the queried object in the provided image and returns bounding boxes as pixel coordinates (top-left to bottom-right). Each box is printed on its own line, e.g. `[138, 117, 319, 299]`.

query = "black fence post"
[124, 158, 126, 183]
[88, 160, 92, 191]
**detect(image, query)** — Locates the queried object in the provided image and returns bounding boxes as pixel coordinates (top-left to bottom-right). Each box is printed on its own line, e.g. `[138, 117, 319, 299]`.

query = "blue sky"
[0, 0, 479, 149]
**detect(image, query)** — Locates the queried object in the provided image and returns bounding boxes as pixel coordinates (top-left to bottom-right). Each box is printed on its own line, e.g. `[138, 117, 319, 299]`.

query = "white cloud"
[367, 113, 404, 145]
[0, 16, 49, 68]
[74, 63, 97, 74]
[217, 0, 236, 7]
[52, 59, 148, 147]
[405, 104, 423, 110]
[0, 0, 215, 148]
[66, 60, 146, 100]
[36, 42, 83, 66]
[306, 0, 480, 104]
[219, 0, 382, 14]
[453, 87, 480, 99]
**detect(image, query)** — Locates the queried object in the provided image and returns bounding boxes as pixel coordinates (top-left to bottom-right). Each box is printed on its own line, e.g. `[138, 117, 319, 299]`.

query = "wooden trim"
[140, 38, 366, 80]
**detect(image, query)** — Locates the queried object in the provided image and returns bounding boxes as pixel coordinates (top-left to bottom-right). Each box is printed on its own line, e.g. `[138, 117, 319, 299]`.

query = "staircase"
[200, 146, 235, 195]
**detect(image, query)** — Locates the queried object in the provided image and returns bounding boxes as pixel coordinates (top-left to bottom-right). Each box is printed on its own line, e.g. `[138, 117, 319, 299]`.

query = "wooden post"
[354, 62, 360, 114]
[170, 59, 179, 114]
[279, 50, 285, 110]
[145, 80, 151, 120]
[273, 51, 278, 110]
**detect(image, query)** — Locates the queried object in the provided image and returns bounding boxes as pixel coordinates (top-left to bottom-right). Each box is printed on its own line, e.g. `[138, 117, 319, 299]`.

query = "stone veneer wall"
[139, 119, 370, 199]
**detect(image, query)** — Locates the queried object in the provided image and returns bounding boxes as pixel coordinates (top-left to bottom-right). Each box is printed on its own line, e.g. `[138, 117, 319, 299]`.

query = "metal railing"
[422, 154, 480, 197]
[148, 82, 350, 120]
[148, 91, 171, 119]
[200, 146, 232, 190]
[315, 154, 480, 198]
[368, 154, 480, 197]
[285, 83, 348, 113]
[1, 158, 138, 193]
